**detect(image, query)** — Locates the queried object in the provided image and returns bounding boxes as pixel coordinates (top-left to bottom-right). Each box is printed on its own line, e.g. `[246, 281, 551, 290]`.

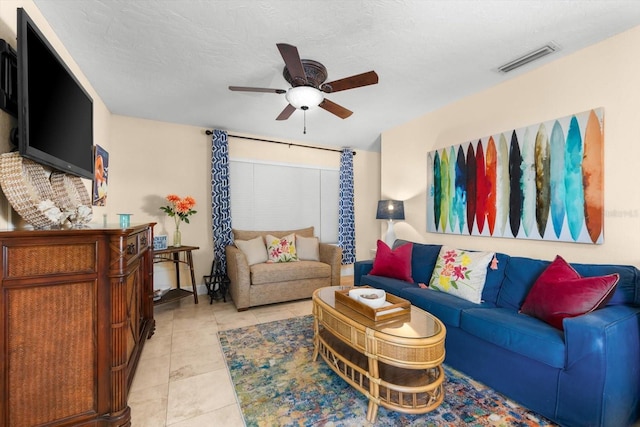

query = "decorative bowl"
[357, 289, 387, 309]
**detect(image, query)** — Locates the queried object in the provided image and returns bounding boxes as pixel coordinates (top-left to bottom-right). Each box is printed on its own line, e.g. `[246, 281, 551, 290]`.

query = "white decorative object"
[349, 288, 387, 308]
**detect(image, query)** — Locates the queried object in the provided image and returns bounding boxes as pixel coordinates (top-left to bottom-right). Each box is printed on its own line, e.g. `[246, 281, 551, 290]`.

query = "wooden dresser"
[0, 223, 155, 427]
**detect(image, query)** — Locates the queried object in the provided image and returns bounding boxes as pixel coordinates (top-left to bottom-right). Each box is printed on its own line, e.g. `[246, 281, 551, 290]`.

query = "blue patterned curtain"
[338, 149, 356, 264]
[211, 130, 233, 272]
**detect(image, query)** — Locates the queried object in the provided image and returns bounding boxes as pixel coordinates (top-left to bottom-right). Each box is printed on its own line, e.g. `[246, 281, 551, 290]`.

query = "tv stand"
[0, 224, 155, 426]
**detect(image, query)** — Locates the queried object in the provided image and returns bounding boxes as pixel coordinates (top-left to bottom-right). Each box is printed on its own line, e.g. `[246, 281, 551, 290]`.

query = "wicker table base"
[312, 287, 446, 422]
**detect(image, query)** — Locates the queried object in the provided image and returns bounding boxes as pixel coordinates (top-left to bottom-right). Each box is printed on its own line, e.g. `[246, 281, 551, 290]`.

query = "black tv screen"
[17, 8, 93, 180]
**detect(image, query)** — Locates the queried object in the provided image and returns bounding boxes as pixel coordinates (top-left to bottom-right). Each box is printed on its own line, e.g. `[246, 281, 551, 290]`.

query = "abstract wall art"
[427, 108, 604, 244]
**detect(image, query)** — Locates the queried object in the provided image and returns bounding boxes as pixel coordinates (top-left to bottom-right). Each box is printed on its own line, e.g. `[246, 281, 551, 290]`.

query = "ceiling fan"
[229, 43, 379, 121]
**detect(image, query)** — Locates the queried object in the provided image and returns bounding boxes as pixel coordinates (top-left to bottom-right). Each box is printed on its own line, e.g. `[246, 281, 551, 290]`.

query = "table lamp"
[376, 200, 405, 246]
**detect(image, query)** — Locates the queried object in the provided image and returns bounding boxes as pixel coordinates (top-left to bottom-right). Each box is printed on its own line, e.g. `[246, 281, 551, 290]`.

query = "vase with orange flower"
[160, 194, 197, 247]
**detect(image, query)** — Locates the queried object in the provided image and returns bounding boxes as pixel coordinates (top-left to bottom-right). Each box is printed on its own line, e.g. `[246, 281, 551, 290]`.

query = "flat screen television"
[16, 8, 94, 180]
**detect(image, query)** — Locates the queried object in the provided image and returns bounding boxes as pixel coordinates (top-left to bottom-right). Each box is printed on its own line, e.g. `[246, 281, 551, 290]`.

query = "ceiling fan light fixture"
[286, 86, 324, 110]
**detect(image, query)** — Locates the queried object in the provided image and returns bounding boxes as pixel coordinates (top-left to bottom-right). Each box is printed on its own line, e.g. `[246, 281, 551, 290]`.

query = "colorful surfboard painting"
[426, 108, 604, 244]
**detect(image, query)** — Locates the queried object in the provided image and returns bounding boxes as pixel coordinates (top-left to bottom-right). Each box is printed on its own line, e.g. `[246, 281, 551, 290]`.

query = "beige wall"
[381, 25, 640, 265]
[110, 116, 381, 285]
[0, 0, 111, 228]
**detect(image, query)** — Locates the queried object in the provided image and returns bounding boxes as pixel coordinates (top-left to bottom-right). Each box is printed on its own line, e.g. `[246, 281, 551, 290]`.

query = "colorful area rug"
[218, 315, 556, 427]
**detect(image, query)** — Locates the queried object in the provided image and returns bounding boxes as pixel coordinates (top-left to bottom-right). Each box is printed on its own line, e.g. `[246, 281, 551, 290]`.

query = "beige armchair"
[225, 226, 342, 311]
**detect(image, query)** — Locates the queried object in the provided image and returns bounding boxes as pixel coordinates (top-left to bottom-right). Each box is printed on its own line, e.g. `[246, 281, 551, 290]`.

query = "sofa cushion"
[394, 240, 442, 285]
[571, 262, 640, 306]
[234, 236, 268, 266]
[250, 260, 329, 285]
[359, 274, 415, 296]
[428, 246, 494, 303]
[497, 257, 550, 310]
[369, 240, 414, 282]
[265, 233, 298, 263]
[296, 236, 319, 261]
[460, 307, 566, 368]
[401, 287, 489, 327]
[482, 252, 510, 305]
[520, 255, 619, 330]
[233, 226, 314, 241]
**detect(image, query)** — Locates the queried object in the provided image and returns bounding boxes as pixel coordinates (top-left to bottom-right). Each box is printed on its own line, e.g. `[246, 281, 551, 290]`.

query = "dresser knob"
[127, 243, 136, 255]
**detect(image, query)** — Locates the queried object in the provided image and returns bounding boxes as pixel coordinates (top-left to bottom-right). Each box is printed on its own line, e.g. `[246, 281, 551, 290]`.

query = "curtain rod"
[205, 130, 355, 155]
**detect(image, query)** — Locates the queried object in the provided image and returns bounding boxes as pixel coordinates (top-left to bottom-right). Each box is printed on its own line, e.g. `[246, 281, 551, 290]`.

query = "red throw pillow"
[369, 240, 414, 283]
[520, 255, 619, 330]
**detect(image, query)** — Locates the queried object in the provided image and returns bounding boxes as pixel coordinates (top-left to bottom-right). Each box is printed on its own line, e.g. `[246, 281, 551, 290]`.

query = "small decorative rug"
[218, 315, 556, 427]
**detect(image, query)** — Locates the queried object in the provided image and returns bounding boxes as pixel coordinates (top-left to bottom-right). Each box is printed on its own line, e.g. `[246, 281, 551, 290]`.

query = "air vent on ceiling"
[497, 42, 560, 73]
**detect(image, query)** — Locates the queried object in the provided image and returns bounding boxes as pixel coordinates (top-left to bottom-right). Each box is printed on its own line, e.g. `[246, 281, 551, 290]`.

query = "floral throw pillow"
[428, 246, 494, 303]
[265, 233, 299, 263]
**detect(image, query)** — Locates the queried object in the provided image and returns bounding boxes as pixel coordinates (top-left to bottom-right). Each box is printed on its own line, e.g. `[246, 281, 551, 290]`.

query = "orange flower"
[176, 200, 193, 214]
[160, 194, 197, 226]
[183, 196, 196, 209]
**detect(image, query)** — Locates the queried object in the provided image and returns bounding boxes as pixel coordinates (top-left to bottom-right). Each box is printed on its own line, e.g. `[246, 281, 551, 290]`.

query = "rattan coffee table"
[312, 287, 446, 422]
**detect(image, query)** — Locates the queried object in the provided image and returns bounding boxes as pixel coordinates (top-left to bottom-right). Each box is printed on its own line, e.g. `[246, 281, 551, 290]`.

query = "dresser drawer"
[125, 230, 150, 262]
[5, 242, 97, 279]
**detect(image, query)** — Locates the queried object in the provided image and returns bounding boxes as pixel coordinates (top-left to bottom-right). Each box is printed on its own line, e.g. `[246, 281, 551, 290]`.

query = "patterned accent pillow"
[265, 233, 299, 263]
[429, 246, 494, 303]
[235, 236, 268, 266]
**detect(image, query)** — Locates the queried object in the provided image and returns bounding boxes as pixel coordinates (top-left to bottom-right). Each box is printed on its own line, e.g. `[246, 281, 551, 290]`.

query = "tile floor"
[128, 294, 316, 426]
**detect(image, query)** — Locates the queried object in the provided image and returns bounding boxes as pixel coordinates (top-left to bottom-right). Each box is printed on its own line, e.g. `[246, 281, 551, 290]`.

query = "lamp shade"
[285, 86, 324, 109]
[376, 200, 405, 220]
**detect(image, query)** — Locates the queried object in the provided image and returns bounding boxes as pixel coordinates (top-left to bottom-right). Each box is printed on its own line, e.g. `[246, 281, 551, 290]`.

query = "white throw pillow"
[235, 236, 268, 265]
[296, 236, 320, 261]
[428, 246, 494, 303]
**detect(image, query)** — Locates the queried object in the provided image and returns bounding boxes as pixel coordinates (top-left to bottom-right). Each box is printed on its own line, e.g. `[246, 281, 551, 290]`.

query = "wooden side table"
[153, 245, 200, 304]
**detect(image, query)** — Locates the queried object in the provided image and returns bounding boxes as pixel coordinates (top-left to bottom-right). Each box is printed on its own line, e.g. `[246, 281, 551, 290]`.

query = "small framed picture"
[153, 235, 168, 251]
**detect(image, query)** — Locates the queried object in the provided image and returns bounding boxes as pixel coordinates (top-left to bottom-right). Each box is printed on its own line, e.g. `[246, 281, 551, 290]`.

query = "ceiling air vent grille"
[498, 43, 560, 73]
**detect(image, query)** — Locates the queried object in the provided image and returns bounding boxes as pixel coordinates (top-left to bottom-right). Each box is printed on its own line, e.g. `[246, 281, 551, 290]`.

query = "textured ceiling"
[33, 0, 640, 151]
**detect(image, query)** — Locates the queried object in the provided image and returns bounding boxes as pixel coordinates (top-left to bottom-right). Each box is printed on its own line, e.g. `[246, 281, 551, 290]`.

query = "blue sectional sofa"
[354, 240, 640, 427]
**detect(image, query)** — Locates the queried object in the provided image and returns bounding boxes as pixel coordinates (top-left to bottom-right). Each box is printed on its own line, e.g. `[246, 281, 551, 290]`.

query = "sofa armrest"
[354, 260, 374, 286]
[225, 245, 252, 311]
[319, 243, 342, 286]
[557, 305, 640, 426]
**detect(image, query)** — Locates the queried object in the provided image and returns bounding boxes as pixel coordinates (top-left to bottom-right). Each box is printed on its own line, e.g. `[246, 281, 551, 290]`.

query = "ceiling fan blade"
[229, 86, 286, 94]
[276, 43, 308, 86]
[319, 99, 353, 119]
[321, 71, 379, 93]
[276, 104, 297, 121]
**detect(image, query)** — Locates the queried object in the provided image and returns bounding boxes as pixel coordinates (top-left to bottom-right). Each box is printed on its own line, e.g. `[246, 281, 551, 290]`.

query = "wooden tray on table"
[335, 286, 411, 322]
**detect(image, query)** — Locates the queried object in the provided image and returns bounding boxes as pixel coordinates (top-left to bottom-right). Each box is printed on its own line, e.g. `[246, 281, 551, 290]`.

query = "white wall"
[381, 25, 640, 265]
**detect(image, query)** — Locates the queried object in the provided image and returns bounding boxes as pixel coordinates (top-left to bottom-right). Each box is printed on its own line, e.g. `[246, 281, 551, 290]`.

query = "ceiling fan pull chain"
[303, 109, 307, 134]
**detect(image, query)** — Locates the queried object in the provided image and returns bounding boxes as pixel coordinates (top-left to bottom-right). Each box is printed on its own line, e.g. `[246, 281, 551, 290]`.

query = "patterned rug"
[218, 315, 556, 427]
